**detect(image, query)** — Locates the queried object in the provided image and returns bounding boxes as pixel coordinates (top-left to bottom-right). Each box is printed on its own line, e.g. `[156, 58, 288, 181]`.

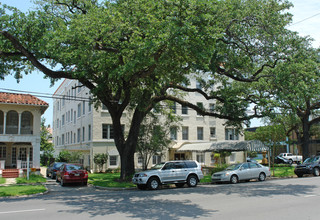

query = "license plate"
[74, 173, 80, 176]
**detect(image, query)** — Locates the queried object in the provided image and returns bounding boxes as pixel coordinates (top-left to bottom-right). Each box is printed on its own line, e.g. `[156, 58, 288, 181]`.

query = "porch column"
[32, 138, 41, 168]
[3, 111, 7, 134]
[18, 112, 22, 135]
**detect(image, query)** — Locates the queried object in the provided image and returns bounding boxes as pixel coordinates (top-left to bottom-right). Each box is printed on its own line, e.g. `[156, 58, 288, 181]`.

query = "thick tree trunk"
[301, 116, 310, 160]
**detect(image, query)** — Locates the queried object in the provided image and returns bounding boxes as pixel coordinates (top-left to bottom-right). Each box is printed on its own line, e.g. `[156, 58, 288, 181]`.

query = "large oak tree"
[0, 0, 293, 179]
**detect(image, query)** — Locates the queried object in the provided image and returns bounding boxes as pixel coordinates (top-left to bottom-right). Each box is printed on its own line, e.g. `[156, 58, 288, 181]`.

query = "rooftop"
[0, 92, 49, 106]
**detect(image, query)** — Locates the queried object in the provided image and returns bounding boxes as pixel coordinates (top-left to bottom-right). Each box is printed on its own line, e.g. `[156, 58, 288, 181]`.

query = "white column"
[32, 138, 41, 168]
[3, 112, 7, 134]
[18, 113, 22, 135]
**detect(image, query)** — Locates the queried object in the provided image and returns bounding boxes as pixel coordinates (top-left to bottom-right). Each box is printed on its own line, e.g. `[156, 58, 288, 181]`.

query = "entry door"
[19, 147, 27, 161]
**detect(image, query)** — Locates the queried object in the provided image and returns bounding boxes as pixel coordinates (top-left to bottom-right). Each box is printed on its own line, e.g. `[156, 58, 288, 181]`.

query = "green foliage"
[93, 153, 108, 173]
[0, 0, 296, 179]
[56, 150, 82, 163]
[136, 113, 178, 170]
[40, 118, 54, 166]
[247, 151, 258, 158]
[0, 178, 5, 184]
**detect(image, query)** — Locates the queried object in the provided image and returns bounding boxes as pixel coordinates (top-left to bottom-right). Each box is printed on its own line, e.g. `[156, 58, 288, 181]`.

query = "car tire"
[175, 183, 185, 188]
[258, 172, 266, 181]
[83, 181, 88, 186]
[147, 177, 160, 190]
[296, 173, 303, 178]
[137, 184, 147, 190]
[230, 175, 238, 184]
[313, 167, 320, 176]
[187, 175, 198, 187]
[289, 159, 293, 165]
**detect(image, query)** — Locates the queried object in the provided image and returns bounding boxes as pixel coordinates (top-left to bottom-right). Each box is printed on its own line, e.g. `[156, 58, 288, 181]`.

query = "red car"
[56, 163, 88, 186]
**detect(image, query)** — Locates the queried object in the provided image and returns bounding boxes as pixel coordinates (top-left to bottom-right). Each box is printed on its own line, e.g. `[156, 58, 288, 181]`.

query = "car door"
[238, 163, 251, 180]
[160, 162, 175, 183]
[173, 162, 188, 181]
[248, 162, 261, 179]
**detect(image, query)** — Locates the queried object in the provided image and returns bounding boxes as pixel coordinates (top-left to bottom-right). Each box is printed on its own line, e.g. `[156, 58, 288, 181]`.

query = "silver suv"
[132, 160, 204, 190]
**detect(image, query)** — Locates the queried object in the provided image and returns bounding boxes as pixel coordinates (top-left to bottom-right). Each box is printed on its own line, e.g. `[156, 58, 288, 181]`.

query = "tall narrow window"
[210, 127, 216, 138]
[21, 111, 33, 134]
[77, 103, 81, 117]
[170, 102, 176, 114]
[181, 105, 188, 115]
[197, 127, 204, 140]
[88, 124, 91, 141]
[182, 127, 189, 140]
[170, 127, 177, 140]
[196, 102, 204, 116]
[6, 110, 18, 134]
[82, 127, 85, 142]
[0, 111, 4, 134]
[83, 101, 86, 115]
[77, 128, 81, 143]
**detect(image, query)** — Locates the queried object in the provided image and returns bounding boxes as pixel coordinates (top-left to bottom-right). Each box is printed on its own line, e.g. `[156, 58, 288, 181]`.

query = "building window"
[181, 104, 188, 115]
[88, 124, 91, 141]
[182, 126, 189, 140]
[196, 102, 204, 116]
[62, 114, 65, 126]
[0, 111, 3, 134]
[209, 103, 215, 112]
[74, 133, 76, 143]
[196, 153, 204, 164]
[138, 155, 143, 165]
[196, 80, 202, 89]
[62, 95, 65, 106]
[77, 103, 81, 117]
[77, 128, 81, 143]
[70, 131, 73, 143]
[170, 102, 176, 114]
[152, 155, 161, 165]
[83, 101, 86, 115]
[102, 104, 108, 111]
[62, 134, 65, 145]
[6, 110, 18, 134]
[170, 127, 177, 140]
[82, 127, 85, 142]
[74, 111, 76, 124]
[102, 124, 114, 139]
[71, 109, 73, 122]
[0, 146, 6, 159]
[110, 156, 118, 166]
[225, 128, 239, 140]
[88, 102, 92, 112]
[197, 127, 204, 140]
[210, 127, 216, 138]
[20, 111, 33, 134]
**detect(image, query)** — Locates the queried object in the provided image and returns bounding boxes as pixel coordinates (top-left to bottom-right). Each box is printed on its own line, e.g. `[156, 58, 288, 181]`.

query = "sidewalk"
[0, 178, 16, 186]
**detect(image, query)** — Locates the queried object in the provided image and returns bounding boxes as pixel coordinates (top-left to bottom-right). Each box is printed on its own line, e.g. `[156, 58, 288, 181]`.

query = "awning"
[177, 140, 269, 152]
[176, 142, 212, 152]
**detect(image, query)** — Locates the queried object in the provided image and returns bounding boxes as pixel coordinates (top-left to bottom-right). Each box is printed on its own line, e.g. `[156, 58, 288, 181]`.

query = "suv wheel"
[187, 175, 198, 187]
[258, 172, 266, 181]
[147, 177, 160, 190]
[313, 167, 320, 176]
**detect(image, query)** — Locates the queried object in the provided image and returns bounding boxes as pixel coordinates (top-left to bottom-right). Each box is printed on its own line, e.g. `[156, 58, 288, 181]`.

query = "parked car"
[56, 163, 88, 186]
[211, 162, 271, 184]
[278, 153, 302, 164]
[274, 156, 291, 165]
[46, 162, 66, 179]
[132, 160, 204, 190]
[294, 156, 320, 177]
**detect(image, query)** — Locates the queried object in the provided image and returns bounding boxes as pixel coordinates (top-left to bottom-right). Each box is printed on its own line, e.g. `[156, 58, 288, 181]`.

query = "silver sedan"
[211, 162, 271, 184]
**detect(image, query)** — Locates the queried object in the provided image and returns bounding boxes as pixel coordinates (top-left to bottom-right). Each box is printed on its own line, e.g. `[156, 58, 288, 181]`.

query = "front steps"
[1, 169, 19, 178]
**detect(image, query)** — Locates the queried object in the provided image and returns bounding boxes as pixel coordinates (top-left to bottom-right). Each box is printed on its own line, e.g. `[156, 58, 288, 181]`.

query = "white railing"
[18, 160, 33, 169]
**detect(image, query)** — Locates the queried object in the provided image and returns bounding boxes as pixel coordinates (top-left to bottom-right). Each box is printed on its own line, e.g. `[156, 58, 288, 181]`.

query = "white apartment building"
[52, 78, 244, 171]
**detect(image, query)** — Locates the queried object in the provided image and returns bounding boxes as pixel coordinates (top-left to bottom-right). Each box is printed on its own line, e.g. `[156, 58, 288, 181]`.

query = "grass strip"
[0, 185, 47, 197]
[16, 174, 47, 184]
[89, 173, 135, 188]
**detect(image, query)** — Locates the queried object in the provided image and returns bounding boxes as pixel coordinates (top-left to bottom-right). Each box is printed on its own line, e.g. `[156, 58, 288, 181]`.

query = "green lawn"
[0, 178, 5, 184]
[270, 165, 295, 177]
[88, 173, 136, 188]
[16, 174, 47, 184]
[0, 185, 47, 197]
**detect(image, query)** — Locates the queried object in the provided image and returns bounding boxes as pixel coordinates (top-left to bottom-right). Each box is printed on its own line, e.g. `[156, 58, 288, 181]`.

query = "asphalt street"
[0, 177, 319, 220]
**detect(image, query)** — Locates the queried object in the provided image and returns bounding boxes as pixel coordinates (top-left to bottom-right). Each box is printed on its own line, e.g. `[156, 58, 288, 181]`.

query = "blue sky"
[1, 0, 320, 127]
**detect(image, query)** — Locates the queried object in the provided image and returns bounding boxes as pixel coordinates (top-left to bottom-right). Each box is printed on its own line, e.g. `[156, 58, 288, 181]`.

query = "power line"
[289, 12, 320, 27]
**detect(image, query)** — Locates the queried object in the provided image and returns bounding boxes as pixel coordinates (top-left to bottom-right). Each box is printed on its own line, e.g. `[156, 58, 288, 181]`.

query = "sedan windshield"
[226, 164, 242, 171]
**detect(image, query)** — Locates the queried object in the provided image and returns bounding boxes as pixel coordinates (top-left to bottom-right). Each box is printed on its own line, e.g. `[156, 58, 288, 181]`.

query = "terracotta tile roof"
[0, 92, 49, 106]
